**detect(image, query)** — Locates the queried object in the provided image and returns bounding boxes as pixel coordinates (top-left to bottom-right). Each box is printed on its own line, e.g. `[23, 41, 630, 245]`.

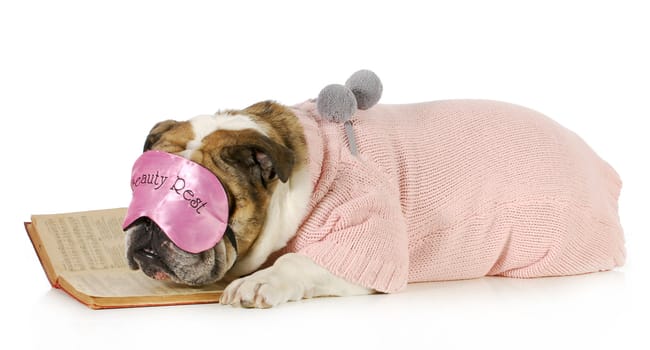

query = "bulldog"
[124, 77, 625, 308]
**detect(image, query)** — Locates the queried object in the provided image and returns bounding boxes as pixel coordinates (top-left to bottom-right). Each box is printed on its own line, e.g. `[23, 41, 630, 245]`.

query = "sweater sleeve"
[296, 187, 409, 293]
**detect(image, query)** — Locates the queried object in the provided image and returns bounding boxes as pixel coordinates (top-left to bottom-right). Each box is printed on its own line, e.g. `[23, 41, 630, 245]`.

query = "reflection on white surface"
[21, 270, 644, 350]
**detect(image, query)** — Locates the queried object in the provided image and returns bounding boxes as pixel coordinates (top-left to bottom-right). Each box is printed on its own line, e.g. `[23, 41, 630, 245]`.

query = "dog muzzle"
[122, 151, 233, 254]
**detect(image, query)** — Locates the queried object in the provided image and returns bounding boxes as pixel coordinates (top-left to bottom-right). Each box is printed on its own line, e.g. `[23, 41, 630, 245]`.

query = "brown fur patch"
[144, 120, 194, 153]
[242, 101, 309, 168]
[143, 102, 308, 274]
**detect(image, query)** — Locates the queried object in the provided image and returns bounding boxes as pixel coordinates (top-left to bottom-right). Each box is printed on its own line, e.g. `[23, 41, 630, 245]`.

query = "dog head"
[125, 101, 305, 286]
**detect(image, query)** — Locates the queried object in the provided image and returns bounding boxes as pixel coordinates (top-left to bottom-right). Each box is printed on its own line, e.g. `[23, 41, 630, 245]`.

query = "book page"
[32, 208, 225, 301]
[32, 208, 129, 274]
[60, 268, 225, 297]
[30, 207, 225, 303]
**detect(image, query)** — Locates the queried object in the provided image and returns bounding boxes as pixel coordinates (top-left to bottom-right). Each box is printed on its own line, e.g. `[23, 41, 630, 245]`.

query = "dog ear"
[243, 100, 287, 119]
[219, 131, 295, 186]
[143, 120, 178, 152]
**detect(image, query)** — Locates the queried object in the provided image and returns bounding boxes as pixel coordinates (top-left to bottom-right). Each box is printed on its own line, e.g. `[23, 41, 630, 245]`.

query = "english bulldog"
[124, 95, 625, 308]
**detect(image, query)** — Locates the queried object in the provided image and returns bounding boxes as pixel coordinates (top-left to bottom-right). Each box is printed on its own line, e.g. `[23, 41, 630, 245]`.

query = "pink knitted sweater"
[278, 99, 625, 293]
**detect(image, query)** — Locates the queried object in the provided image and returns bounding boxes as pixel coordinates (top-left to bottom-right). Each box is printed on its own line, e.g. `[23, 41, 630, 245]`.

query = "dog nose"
[125, 219, 155, 270]
[125, 218, 173, 270]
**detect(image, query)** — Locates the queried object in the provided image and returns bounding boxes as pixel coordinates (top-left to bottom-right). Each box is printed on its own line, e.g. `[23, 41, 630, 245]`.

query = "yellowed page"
[30, 208, 224, 303]
[32, 208, 129, 273]
[60, 269, 225, 297]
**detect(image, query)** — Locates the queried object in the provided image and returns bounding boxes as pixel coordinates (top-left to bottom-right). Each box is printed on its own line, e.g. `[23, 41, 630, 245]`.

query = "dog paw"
[219, 269, 303, 308]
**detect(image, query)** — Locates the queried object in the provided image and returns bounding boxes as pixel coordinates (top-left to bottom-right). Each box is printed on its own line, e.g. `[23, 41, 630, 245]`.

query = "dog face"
[125, 101, 302, 286]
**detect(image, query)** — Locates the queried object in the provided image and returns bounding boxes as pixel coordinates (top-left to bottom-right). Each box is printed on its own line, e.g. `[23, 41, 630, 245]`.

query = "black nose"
[125, 218, 167, 270]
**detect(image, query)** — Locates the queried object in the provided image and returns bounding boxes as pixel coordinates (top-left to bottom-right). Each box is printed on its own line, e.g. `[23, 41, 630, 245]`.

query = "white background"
[1, 1, 648, 349]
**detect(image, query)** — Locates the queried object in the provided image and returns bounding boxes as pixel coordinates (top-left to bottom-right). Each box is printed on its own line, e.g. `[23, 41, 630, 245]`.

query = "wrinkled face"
[125, 102, 297, 286]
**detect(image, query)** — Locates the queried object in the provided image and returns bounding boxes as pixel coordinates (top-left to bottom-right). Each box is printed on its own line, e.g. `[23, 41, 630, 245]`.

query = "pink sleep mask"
[122, 151, 230, 253]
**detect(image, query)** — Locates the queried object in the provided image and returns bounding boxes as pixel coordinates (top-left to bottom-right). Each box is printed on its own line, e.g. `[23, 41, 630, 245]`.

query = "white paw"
[219, 269, 303, 308]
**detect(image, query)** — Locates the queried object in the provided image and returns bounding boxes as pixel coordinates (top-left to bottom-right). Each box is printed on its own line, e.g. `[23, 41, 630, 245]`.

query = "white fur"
[185, 111, 372, 307]
[180, 113, 268, 159]
[220, 253, 374, 308]
[227, 164, 312, 277]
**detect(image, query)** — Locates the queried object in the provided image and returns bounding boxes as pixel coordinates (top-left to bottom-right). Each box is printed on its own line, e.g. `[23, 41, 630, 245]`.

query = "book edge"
[57, 277, 222, 309]
[24, 221, 58, 288]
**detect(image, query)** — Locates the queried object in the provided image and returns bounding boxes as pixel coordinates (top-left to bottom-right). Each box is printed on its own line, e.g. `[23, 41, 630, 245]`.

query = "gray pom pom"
[316, 84, 357, 123]
[345, 69, 383, 110]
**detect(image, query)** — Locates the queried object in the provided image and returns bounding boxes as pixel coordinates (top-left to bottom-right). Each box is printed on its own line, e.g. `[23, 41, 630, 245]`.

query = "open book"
[25, 208, 224, 309]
